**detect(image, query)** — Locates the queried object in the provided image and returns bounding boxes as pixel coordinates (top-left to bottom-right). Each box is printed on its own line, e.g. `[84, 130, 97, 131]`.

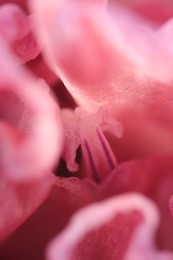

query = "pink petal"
[46, 194, 173, 260]
[0, 4, 30, 42]
[0, 4, 41, 63]
[0, 36, 63, 181]
[30, 0, 173, 110]
[103, 156, 173, 250]
[12, 28, 41, 63]
[27, 54, 59, 86]
[0, 173, 53, 242]
[0, 1, 28, 13]
[0, 177, 97, 259]
[0, 3, 58, 84]
[106, 101, 173, 162]
[113, 0, 173, 25]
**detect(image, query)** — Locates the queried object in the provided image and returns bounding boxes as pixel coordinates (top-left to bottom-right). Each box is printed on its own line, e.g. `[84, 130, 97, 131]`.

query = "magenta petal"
[46, 194, 173, 260]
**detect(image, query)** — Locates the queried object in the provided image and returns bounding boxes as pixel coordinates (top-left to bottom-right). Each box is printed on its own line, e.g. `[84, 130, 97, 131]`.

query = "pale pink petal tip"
[46, 193, 173, 260]
[0, 37, 63, 182]
[0, 4, 41, 63]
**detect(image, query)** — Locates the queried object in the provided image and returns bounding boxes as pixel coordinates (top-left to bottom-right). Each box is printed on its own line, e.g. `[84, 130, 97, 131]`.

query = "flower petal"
[0, 0, 27, 13]
[46, 194, 173, 260]
[30, 0, 173, 110]
[0, 177, 98, 259]
[113, 0, 173, 25]
[106, 100, 173, 162]
[103, 155, 173, 250]
[0, 36, 63, 181]
[0, 4, 41, 63]
[0, 173, 53, 242]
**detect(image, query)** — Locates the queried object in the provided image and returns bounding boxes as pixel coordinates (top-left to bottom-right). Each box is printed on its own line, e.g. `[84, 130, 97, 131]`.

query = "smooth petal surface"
[46, 194, 173, 260]
[113, 0, 173, 24]
[105, 101, 173, 163]
[30, 0, 173, 110]
[0, 36, 63, 181]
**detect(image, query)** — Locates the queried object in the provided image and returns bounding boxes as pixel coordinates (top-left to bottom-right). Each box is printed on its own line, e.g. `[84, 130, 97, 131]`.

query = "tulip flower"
[1, 0, 173, 260]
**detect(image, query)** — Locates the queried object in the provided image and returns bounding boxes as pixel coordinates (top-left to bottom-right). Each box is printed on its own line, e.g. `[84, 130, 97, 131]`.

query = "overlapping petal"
[103, 156, 173, 250]
[0, 36, 63, 181]
[0, 0, 27, 12]
[106, 100, 173, 162]
[0, 2, 60, 85]
[0, 1, 173, 260]
[0, 177, 98, 259]
[30, 0, 173, 111]
[0, 173, 53, 242]
[46, 194, 173, 260]
[0, 3, 41, 63]
[0, 31, 63, 243]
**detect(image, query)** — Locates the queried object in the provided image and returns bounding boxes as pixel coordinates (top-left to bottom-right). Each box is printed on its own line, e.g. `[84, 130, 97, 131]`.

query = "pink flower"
[1, 0, 173, 260]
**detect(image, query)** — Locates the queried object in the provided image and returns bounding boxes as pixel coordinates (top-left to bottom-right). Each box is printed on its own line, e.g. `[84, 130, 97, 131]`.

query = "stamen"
[83, 139, 100, 184]
[96, 128, 116, 170]
[61, 107, 120, 183]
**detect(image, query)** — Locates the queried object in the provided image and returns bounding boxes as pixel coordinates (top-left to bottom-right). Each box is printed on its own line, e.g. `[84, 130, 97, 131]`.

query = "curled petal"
[0, 37, 63, 181]
[0, 4, 30, 42]
[0, 1, 28, 12]
[0, 3, 57, 84]
[103, 156, 173, 250]
[46, 194, 173, 260]
[0, 4, 41, 63]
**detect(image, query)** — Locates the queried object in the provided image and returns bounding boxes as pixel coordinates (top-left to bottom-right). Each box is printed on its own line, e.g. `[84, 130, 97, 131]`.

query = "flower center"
[60, 107, 123, 183]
